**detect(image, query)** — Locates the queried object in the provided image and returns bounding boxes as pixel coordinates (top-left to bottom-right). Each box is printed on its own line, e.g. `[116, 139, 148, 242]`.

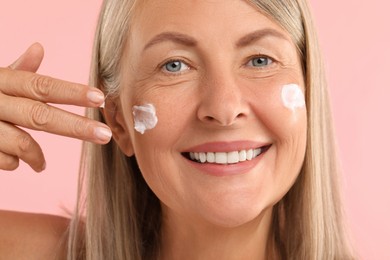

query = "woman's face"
[115, 0, 306, 227]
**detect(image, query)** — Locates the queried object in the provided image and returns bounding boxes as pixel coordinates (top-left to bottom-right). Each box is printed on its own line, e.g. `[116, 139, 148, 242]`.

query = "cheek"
[275, 84, 306, 146]
[248, 81, 307, 185]
[125, 86, 196, 196]
[131, 117, 197, 212]
[138, 91, 195, 146]
[248, 81, 307, 144]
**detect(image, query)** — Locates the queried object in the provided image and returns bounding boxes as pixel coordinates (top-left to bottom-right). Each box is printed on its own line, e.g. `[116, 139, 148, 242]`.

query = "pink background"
[0, 1, 389, 259]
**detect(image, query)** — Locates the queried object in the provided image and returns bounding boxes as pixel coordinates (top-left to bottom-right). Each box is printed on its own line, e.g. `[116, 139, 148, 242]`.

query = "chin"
[194, 196, 273, 229]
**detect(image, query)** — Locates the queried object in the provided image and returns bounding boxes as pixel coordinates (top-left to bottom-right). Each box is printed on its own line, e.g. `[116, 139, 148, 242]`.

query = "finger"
[0, 94, 112, 144]
[0, 152, 19, 171]
[8, 43, 44, 73]
[0, 121, 45, 172]
[0, 68, 105, 107]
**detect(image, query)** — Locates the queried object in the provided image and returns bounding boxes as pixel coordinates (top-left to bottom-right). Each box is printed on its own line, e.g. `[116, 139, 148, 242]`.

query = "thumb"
[8, 42, 45, 72]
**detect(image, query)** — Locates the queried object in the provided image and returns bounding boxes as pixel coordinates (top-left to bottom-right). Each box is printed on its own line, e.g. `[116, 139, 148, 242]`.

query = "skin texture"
[106, 0, 307, 259]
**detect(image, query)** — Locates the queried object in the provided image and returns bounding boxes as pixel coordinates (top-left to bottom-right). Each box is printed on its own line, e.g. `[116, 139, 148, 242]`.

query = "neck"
[159, 207, 275, 260]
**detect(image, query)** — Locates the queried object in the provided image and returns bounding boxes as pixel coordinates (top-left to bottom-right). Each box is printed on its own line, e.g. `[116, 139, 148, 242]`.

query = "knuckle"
[29, 75, 53, 99]
[66, 84, 79, 99]
[71, 119, 90, 138]
[30, 103, 52, 127]
[0, 155, 19, 171]
[16, 133, 34, 154]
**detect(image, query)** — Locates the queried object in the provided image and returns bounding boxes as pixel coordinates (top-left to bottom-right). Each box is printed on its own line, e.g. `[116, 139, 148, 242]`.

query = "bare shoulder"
[0, 210, 70, 260]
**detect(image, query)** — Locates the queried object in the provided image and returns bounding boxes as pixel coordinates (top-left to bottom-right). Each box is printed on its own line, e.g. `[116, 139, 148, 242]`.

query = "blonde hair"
[67, 0, 355, 259]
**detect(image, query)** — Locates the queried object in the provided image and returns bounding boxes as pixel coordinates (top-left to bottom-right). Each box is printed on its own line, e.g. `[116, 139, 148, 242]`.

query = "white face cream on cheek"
[281, 84, 306, 111]
[132, 104, 158, 134]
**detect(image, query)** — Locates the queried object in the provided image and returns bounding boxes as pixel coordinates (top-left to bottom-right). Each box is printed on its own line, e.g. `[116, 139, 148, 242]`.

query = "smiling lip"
[182, 141, 271, 177]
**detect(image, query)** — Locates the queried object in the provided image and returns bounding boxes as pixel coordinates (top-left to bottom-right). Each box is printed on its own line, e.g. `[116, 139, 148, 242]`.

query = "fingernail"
[94, 126, 112, 142]
[87, 90, 105, 104]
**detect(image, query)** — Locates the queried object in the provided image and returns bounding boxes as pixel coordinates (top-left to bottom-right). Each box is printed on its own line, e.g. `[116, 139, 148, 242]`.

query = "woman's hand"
[0, 43, 112, 172]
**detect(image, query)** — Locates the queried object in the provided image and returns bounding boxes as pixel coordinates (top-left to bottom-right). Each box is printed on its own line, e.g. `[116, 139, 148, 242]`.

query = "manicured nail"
[87, 90, 105, 104]
[94, 126, 112, 142]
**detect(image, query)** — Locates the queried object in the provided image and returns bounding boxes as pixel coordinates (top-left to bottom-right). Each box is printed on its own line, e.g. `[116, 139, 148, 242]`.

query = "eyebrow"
[143, 32, 198, 51]
[236, 28, 290, 47]
[143, 28, 289, 51]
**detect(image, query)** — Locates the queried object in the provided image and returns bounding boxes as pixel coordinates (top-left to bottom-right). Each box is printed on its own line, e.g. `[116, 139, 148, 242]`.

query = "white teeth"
[239, 150, 247, 162]
[215, 152, 228, 164]
[227, 151, 239, 164]
[246, 149, 253, 160]
[206, 152, 215, 163]
[199, 152, 207, 163]
[188, 148, 264, 164]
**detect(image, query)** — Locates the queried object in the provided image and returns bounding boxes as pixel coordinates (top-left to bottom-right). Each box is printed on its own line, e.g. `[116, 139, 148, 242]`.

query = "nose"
[197, 72, 249, 127]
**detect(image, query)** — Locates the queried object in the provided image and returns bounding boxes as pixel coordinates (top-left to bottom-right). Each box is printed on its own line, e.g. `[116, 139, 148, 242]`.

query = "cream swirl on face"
[281, 84, 305, 111]
[132, 104, 158, 134]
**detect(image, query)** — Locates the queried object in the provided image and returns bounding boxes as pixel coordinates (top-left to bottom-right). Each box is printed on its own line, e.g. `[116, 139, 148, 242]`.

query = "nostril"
[236, 113, 245, 119]
[205, 116, 215, 122]
[201, 113, 244, 126]
[198, 105, 248, 126]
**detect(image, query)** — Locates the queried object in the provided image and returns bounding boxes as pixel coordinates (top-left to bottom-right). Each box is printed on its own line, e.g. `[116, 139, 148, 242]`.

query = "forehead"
[130, 0, 292, 46]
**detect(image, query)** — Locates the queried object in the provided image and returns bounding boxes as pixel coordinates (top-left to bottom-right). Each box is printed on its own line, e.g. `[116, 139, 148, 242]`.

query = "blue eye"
[249, 56, 273, 67]
[163, 60, 190, 73]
